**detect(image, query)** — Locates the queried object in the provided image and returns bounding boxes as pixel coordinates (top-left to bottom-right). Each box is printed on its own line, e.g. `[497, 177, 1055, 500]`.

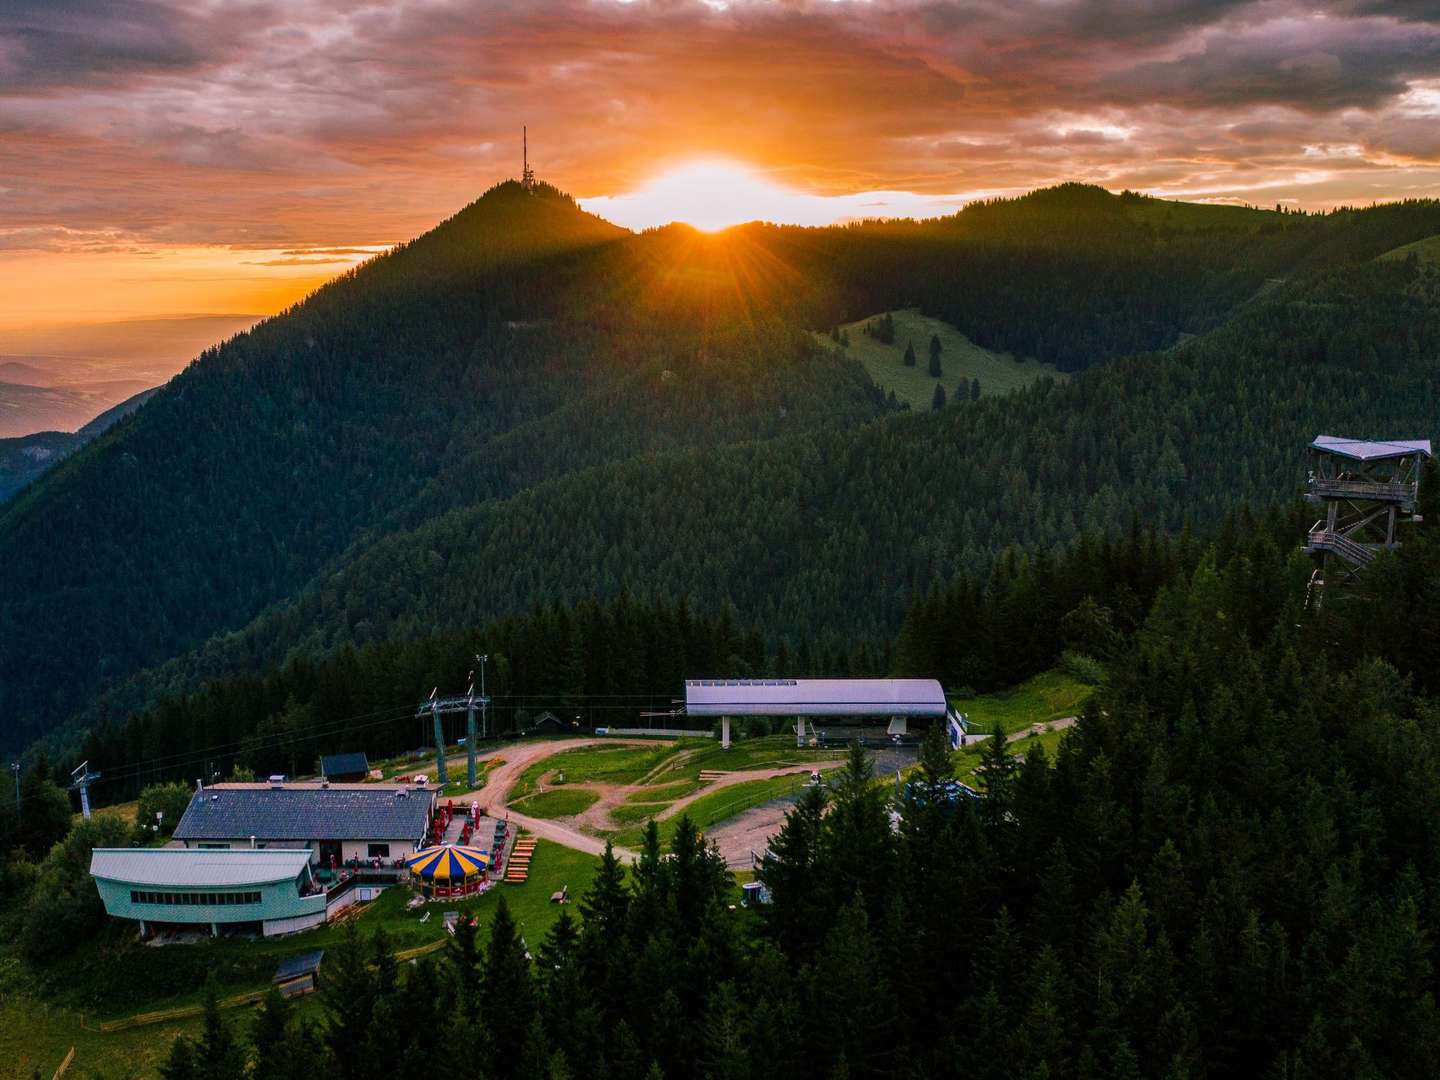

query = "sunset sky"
[5, 0, 1440, 332]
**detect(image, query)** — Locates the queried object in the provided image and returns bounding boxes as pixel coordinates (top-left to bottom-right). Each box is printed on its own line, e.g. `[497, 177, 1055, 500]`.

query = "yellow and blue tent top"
[406, 844, 491, 882]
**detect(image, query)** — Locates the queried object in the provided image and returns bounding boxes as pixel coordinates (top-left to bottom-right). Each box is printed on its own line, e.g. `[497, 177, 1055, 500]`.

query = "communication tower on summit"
[1303, 434, 1431, 608]
[522, 126, 535, 190]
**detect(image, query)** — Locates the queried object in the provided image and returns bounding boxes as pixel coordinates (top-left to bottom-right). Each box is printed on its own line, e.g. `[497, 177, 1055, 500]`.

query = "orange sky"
[5, 1, 1440, 333]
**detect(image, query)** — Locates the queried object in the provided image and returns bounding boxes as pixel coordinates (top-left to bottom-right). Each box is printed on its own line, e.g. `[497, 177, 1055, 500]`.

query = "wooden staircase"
[1305, 527, 1378, 568]
[505, 838, 537, 884]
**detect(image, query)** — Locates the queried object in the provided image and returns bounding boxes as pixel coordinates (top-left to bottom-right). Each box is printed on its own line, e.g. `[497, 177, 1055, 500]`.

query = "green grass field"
[661, 735, 840, 782]
[954, 726, 1069, 783]
[510, 743, 692, 801]
[817, 309, 1064, 410]
[11, 838, 600, 1078]
[954, 670, 1093, 736]
[512, 787, 601, 818]
[613, 773, 808, 849]
[624, 779, 702, 802]
[1378, 234, 1440, 265]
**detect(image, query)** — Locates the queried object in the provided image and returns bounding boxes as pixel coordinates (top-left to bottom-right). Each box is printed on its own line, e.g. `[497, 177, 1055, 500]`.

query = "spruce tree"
[159, 1034, 198, 1080]
[903, 341, 916, 367]
[932, 383, 947, 411]
[483, 895, 537, 1077]
[970, 377, 981, 401]
[322, 922, 377, 1080]
[928, 334, 943, 376]
[193, 986, 246, 1080]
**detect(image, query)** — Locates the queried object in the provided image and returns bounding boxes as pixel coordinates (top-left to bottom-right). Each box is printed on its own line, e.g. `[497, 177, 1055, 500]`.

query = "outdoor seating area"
[505, 837, 535, 884]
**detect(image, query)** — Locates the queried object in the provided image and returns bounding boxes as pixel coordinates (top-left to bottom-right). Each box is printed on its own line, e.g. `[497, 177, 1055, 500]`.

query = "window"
[128, 889, 262, 906]
[368, 844, 390, 859]
[198, 843, 229, 849]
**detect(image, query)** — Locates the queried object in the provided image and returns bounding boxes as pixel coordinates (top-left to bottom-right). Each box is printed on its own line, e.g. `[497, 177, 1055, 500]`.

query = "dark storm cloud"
[1102, 14, 1440, 111]
[0, 0, 252, 91]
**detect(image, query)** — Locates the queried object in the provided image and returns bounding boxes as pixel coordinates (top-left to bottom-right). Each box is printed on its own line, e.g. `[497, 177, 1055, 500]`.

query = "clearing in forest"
[1377, 234, 1440, 265]
[952, 670, 1093, 737]
[817, 308, 1064, 410]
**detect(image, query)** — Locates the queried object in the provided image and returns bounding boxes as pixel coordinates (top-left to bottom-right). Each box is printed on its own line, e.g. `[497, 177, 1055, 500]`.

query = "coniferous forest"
[8, 179, 1440, 1077]
[9, 182, 1440, 760]
[146, 514, 1440, 1080]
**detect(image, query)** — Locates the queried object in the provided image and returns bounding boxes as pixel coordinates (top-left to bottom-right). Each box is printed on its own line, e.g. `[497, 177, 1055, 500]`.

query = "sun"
[581, 160, 833, 232]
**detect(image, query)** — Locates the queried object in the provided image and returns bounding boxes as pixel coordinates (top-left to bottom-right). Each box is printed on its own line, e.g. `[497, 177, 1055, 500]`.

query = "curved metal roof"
[1312, 435, 1432, 461]
[89, 847, 314, 887]
[685, 678, 947, 717]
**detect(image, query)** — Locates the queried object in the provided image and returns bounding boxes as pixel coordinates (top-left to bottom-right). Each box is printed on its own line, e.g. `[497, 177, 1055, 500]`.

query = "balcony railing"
[1310, 478, 1416, 506]
[1306, 528, 1378, 568]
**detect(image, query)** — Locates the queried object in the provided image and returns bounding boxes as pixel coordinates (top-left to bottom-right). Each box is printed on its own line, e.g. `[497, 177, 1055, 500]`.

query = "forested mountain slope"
[9, 181, 1440, 756]
[0, 387, 158, 503]
[0, 184, 887, 750]
[75, 254, 1440, 743]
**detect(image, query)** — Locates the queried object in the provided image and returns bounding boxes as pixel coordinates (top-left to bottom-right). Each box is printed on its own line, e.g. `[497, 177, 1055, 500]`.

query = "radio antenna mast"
[522, 126, 535, 190]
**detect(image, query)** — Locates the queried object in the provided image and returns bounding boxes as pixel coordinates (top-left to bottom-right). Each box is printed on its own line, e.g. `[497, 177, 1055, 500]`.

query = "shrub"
[135, 781, 193, 840]
[19, 814, 132, 960]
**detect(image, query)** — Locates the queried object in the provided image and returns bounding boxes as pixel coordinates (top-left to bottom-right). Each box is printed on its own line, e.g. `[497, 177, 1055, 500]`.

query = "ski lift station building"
[684, 678, 962, 748]
[89, 847, 331, 938]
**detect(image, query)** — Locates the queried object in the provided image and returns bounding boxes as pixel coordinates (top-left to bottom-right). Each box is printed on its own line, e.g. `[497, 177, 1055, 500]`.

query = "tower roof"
[1311, 435, 1432, 462]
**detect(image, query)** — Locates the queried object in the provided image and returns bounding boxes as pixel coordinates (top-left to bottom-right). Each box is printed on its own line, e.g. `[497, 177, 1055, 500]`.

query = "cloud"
[3, 0, 1440, 263]
[242, 256, 355, 266]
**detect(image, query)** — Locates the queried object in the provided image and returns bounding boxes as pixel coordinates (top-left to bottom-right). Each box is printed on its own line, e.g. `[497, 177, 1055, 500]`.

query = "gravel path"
[447, 737, 649, 861]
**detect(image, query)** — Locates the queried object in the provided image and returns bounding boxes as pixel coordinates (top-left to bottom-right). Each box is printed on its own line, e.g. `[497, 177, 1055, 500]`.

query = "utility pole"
[69, 760, 100, 820]
[10, 762, 18, 817]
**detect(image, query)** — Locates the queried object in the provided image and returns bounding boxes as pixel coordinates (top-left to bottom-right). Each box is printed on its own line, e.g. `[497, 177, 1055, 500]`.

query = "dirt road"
[448, 738, 649, 860]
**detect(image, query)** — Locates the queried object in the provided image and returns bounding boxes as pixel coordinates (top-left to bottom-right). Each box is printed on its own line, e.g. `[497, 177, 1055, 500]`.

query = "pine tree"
[928, 334, 943, 377]
[903, 341, 916, 367]
[160, 1034, 198, 1080]
[970, 377, 981, 401]
[322, 922, 377, 1080]
[760, 783, 828, 957]
[483, 896, 537, 1077]
[700, 981, 752, 1080]
[976, 723, 1016, 835]
[931, 384, 947, 411]
[193, 986, 246, 1080]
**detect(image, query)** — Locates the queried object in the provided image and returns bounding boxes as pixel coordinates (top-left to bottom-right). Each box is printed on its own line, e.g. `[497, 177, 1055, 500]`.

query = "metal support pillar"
[466, 699, 478, 789]
[432, 703, 448, 785]
[721, 716, 731, 750]
[795, 716, 806, 749]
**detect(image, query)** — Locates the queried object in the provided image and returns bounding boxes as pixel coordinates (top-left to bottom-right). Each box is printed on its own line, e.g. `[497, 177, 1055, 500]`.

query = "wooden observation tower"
[1303, 434, 1431, 603]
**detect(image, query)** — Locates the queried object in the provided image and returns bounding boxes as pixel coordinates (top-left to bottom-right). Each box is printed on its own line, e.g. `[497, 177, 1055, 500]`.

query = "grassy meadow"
[818, 308, 1064, 410]
[953, 670, 1092, 736]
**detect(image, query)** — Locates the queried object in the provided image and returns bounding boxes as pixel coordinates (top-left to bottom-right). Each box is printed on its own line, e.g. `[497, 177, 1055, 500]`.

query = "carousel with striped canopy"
[405, 843, 492, 898]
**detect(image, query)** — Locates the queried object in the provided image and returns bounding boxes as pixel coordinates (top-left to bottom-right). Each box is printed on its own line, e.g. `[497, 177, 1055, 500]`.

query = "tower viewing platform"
[1304, 434, 1431, 577]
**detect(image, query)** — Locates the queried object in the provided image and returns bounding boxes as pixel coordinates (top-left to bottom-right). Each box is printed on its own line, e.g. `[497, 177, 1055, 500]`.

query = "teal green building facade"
[90, 848, 327, 937]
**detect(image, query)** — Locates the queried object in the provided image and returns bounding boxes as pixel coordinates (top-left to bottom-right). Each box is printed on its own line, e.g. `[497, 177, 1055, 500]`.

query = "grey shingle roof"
[173, 785, 433, 842]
